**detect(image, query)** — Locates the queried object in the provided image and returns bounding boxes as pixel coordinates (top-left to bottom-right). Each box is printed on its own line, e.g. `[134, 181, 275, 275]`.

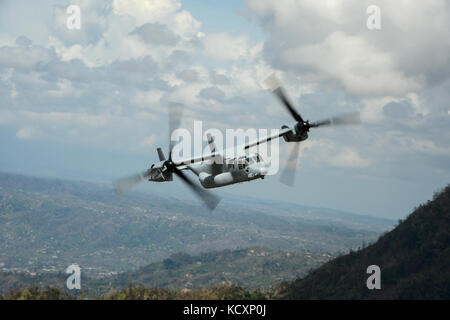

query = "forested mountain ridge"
[275, 185, 450, 299]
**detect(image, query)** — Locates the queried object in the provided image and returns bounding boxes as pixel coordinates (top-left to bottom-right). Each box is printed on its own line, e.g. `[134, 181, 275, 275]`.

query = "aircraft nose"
[260, 166, 269, 175]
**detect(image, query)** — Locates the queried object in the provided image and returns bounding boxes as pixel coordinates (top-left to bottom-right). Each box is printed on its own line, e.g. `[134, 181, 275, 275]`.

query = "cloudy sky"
[1, 0, 449, 219]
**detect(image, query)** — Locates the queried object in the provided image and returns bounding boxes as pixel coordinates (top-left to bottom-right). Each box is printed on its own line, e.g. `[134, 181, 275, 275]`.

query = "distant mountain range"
[1, 171, 446, 299]
[275, 185, 450, 299]
[0, 171, 393, 279]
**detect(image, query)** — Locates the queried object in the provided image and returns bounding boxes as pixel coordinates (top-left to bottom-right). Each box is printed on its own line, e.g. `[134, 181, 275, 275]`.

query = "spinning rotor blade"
[280, 142, 301, 187]
[264, 73, 304, 123]
[310, 112, 361, 128]
[156, 147, 166, 161]
[168, 102, 184, 157]
[113, 170, 150, 195]
[172, 166, 220, 211]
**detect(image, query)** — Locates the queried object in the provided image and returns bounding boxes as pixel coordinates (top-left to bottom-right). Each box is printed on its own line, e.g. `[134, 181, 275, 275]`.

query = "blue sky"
[1, 0, 449, 219]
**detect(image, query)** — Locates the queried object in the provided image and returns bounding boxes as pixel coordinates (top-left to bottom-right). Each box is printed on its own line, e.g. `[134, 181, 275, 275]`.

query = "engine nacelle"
[199, 172, 234, 189]
[281, 124, 308, 142]
[148, 161, 173, 182]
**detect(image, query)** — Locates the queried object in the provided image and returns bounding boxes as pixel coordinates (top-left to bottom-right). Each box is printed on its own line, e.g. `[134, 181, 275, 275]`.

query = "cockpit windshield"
[232, 154, 263, 170]
[244, 154, 263, 164]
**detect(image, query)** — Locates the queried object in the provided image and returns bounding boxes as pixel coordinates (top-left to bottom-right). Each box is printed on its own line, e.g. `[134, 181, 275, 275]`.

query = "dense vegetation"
[275, 185, 450, 299]
[0, 286, 74, 300]
[103, 284, 267, 300]
[0, 284, 266, 300]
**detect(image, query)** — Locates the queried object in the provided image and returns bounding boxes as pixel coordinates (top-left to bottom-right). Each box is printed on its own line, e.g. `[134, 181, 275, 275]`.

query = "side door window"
[238, 157, 246, 170]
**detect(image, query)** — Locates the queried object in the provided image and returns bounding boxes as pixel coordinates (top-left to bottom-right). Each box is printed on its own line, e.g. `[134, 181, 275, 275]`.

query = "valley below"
[0, 171, 394, 294]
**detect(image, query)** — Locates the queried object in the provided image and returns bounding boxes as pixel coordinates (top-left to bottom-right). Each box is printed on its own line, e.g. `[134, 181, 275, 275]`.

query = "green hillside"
[275, 185, 450, 299]
[0, 171, 389, 277]
[0, 246, 331, 296]
[97, 247, 331, 292]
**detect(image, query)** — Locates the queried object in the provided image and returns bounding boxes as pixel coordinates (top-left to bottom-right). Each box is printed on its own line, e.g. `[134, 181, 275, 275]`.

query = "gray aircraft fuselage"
[187, 153, 268, 188]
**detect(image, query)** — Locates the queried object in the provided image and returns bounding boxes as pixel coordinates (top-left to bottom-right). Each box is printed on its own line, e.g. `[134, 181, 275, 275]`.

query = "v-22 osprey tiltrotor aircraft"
[113, 74, 360, 210]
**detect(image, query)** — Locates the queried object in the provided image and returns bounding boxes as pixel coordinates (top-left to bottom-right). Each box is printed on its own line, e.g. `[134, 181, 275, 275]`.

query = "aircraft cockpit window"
[236, 156, 246, 169]
[246, 155, 260, 164]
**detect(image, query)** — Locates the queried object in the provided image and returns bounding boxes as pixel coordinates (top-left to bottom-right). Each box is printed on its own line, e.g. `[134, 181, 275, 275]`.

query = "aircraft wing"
[172, 127, 292, 166]
[172, 152, 222, 166]
[243, 126, 293, 150]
